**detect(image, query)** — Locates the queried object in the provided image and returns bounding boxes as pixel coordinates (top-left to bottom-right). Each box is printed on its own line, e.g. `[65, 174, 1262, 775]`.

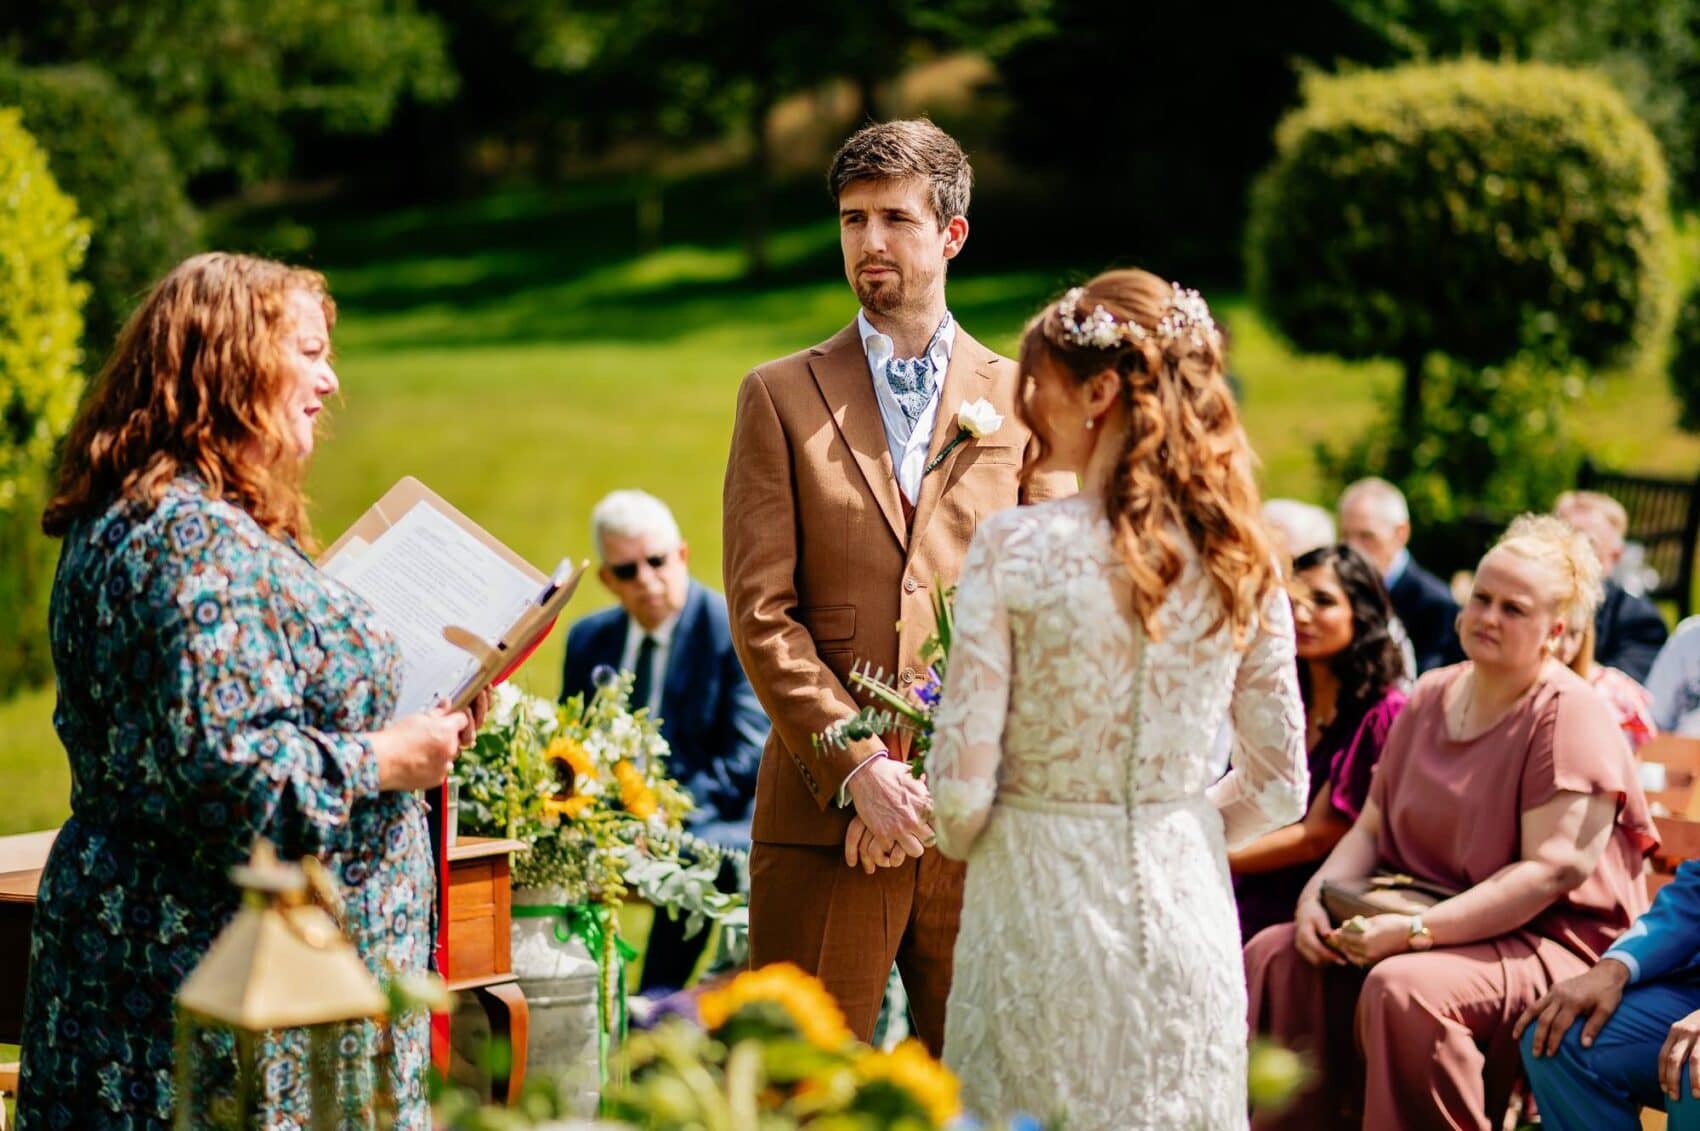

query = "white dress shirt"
[619, 611, 680, 717]
[858, 309, 956, 504]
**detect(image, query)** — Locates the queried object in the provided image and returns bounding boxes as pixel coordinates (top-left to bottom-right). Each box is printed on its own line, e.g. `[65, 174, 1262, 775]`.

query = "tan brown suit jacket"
[723, 319, 1071, 846]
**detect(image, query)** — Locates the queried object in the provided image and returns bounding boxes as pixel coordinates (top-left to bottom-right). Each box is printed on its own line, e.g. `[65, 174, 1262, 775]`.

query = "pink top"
[1589, 665, 1657, 751]
[1370, 663, 1658, 970]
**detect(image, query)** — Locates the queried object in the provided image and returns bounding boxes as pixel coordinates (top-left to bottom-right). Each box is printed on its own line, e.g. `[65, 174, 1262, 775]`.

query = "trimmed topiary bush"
[0, 62, 198, 359]
[0, 106, 88, 696]
[1248, 59, 1674, 450]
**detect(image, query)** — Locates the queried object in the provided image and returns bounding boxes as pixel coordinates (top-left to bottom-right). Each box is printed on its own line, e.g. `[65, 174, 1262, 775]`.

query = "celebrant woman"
[17, 252, 485, 1129]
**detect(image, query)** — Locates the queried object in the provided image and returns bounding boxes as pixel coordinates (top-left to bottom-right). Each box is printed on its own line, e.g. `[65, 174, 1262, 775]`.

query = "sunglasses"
[608, 553, 671, 582]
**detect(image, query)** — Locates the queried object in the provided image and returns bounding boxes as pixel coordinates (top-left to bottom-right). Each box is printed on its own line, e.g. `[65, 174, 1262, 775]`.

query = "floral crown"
[1054, 281, 1218, 350]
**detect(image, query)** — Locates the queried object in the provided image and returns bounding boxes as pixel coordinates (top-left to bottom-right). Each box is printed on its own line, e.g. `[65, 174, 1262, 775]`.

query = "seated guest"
[1558, 618, 1656, 751]
[1646, 615, 1700, 735]
[1245, 515, 1657, 1131]
[1519, 858, 1700, 1129]
[1263, 498, 1336, 563]
[1338, 476, 1462, 672]
[1557, 490, 1668, 683]
[562, 490, 768, 992]
[1232, 544, 1407, 942]
[562, 489, 768, 849]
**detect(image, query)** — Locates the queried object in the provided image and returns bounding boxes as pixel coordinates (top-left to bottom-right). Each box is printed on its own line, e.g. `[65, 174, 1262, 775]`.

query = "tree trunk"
[635, 168, 663, 254]
[745, 83, 774, 279]
[1391, 353, 1425, 479]
[854, 71, 881, 124]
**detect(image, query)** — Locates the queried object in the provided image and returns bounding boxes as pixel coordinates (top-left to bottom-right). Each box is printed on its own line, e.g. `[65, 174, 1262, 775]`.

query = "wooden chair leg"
[477, 981, 529, 1105]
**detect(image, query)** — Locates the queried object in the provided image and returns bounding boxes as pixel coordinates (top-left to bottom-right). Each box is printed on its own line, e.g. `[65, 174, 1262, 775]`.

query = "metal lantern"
[173, 840, 391, 1130]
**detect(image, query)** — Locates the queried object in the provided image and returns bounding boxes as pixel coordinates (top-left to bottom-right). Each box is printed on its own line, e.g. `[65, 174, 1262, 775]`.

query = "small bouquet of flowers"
[454, 675, 739, 932]
[814, 584, 954, 779]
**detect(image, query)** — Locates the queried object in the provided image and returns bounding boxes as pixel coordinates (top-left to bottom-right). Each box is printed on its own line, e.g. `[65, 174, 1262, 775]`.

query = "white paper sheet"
[324, 502, 540, 715]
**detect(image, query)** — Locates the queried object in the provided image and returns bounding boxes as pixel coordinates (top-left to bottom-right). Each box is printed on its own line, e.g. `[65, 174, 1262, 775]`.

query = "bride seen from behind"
[927, 268, 1309, 1130]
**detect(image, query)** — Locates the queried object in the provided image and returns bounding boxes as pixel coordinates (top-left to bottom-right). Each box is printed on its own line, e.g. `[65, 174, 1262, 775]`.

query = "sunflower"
[546, 736, 597, 781]
[853, 1039, 961, 1126]
[696, 963, 853, 1050]
[542, 795, 595, 821]
[613, 759, 659, 819]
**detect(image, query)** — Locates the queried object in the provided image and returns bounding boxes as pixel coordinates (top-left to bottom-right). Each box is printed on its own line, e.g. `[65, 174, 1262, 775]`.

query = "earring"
[1085, 418, 1095, 431]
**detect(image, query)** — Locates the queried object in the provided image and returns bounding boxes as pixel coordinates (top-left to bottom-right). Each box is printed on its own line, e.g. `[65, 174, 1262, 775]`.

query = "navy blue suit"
[1389, 555, 1463, 673]
[1596, 579, 1669, 685]
[1523, 861, 1700, 1128]
[561, 581, 768, 848]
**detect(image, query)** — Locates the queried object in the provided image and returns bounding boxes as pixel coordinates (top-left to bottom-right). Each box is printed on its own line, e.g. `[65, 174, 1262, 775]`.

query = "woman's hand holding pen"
[369, 688, 488, 791]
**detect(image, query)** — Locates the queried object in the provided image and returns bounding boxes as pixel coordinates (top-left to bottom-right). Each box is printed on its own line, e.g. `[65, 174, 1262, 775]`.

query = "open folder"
[318, 477, 587, 715]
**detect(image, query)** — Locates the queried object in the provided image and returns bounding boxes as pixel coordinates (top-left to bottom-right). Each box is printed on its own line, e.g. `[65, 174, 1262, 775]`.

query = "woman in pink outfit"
[1244, 515, 1658, 1131]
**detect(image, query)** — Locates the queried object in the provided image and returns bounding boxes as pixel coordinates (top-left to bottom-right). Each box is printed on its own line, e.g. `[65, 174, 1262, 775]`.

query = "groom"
[722, 119, 1072, 1052]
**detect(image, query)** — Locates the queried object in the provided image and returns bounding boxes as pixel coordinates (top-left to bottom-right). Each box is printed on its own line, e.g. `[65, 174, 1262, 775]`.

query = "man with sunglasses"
[562, 490, 768, 986]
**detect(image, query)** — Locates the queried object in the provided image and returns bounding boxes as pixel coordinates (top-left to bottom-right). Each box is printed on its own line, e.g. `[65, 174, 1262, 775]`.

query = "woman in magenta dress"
[1244, 515, 1657, 1131]
[1232, 544, 1407, 941]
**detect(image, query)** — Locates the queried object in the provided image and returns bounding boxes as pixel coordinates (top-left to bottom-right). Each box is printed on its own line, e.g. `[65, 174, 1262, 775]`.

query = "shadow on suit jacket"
[560, 581, 769, 846]
[1595, 579, 1669, 685]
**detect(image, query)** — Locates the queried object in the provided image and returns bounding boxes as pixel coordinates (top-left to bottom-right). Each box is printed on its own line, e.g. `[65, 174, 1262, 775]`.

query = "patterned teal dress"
[17, 478, 434, 1129]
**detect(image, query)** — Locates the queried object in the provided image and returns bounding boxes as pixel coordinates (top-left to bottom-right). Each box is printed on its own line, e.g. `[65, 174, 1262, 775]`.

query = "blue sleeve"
[1604, 860, 1700, 983]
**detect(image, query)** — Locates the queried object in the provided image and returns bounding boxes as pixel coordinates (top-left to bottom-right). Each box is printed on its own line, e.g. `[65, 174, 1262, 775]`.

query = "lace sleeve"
[929, 524, 1010, 859]
[1207, 589, 1308, 849]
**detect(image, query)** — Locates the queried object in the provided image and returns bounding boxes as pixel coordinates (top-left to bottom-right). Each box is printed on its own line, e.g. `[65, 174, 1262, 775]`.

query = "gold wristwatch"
[1408, 915, 1434, 952]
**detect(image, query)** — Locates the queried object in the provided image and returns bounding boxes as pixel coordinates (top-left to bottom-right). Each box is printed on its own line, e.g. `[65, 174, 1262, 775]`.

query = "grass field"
[3, 177, 1699, 834]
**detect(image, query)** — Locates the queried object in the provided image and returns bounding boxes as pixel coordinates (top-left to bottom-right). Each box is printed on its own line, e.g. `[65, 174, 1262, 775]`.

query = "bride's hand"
[844, 815, 912, 873]
[1293, 895, 1346, 967]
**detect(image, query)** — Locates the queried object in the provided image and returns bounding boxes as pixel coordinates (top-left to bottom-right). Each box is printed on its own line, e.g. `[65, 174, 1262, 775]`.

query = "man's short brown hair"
[828, 119, 972, 227]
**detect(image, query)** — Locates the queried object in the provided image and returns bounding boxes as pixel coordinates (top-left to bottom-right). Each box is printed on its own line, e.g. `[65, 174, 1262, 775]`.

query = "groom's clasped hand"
[842, 752, 934, 873]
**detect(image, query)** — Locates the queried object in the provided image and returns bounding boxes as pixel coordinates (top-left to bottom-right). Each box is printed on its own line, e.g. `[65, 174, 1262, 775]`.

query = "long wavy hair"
[1291, 544, 1405, 712]
[1018, 268, 1278, 645]
[42, 252, 334, 546]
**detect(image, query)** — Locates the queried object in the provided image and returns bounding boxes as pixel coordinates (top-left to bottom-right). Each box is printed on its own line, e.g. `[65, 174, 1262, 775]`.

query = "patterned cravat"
[879, 315, 953, 425]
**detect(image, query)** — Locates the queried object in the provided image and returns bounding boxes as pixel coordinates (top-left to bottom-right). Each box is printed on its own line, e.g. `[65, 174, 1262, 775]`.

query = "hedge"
[0, 107, 88, 696]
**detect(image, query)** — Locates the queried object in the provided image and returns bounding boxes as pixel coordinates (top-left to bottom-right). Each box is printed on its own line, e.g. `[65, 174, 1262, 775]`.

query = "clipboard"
[319, 475, 588, 710]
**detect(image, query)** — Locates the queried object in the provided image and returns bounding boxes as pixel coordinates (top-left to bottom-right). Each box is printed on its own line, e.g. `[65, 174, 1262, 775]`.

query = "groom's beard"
[853, 258, 940, 316]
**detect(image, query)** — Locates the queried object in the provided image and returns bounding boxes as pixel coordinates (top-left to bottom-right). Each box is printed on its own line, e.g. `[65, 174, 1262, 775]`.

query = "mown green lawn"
[3, 181, 1698, 833]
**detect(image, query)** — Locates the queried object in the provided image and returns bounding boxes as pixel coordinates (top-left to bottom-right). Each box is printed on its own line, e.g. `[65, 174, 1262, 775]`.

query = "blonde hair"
[1490, 513, 1606, 629]
[43, 252, 333, 546]
[1019, 268, 1278, 645]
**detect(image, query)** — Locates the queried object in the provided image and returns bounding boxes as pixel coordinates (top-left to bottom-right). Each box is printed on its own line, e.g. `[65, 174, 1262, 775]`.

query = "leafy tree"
[0, 63, 200, 359]
[1332, 0, 1700, 200]
[1247, 60, 1673, 467]
[0, 0, 457, 186]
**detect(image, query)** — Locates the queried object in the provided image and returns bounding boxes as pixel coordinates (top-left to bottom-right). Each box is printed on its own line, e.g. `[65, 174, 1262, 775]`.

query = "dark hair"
[1292, 543, 1404, 712]
[827, 118, 972, 226]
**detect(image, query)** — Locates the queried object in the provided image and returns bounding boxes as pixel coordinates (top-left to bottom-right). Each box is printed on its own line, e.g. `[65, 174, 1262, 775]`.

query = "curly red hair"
[1019, 268, 1278, 645]
[43, 252, 335, 546]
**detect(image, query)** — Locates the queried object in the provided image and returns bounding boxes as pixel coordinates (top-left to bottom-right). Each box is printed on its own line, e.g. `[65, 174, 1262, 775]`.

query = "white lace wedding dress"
[931, 493, 1308, 1130]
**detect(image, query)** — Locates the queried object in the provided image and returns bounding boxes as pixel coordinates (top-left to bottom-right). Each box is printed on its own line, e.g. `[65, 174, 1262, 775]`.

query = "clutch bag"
[1319, 873, 1456, 926]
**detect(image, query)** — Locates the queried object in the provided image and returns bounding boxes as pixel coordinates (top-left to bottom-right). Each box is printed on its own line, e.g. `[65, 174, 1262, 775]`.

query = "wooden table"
[0, 829, 57, 1045]
[443, 836, 529, 1104]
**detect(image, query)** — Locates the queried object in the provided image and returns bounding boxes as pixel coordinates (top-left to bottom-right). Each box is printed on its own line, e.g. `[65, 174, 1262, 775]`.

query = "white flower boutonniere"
[925, 398, 1004, 476]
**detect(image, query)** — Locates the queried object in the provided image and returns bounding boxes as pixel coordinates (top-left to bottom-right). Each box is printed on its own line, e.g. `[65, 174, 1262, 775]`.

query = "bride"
[929, 269, 1309, 1129]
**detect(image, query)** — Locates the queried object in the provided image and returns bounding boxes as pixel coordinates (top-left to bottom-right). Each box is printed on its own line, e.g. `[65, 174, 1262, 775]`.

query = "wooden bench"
[1578, 460, 1700, 620]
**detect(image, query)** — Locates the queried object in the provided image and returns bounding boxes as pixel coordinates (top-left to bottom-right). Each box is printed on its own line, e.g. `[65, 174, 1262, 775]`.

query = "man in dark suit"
[562, 490, 768, 990]
[1556, 490, 1668, 683]
[1339, 477, 1462, 673]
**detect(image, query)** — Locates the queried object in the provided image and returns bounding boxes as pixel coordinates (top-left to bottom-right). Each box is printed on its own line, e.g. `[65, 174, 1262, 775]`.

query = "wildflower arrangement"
[454, 675, 735, 916]
[606, 963, 993, 1130]
[815, 584, 954, 779]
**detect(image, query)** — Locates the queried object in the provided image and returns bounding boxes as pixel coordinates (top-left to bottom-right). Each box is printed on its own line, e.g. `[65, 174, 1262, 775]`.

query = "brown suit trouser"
[748, 841, 965, 1056]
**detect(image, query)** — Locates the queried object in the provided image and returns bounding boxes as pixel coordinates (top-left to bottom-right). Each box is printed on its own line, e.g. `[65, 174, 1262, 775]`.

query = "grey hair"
[590, 490, 682, 561]
[1339, 477, 1410, 529]
[1263, 499, 1336, 559]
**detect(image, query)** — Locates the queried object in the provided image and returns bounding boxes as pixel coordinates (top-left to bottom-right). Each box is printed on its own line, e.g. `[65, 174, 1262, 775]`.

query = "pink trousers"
[1244, 923, 1587, 1131]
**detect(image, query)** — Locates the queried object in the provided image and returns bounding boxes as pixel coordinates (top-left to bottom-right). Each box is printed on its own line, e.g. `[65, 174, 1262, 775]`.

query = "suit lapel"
[909, 329, 997, 548]
[808, 322, 908, 549]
